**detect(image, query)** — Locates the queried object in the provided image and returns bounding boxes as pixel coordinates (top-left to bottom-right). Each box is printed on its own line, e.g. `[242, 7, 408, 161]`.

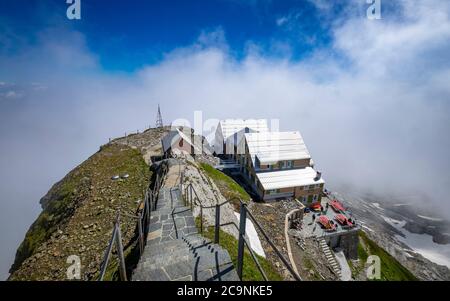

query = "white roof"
[257, 167, 325, 190]
[219, 119, 269, 140]
[245, 131, 311, 165]
[225, 127, 258, 148]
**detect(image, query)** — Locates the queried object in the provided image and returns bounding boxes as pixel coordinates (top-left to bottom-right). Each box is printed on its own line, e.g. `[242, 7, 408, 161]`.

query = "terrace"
[298, 196, 359, 238]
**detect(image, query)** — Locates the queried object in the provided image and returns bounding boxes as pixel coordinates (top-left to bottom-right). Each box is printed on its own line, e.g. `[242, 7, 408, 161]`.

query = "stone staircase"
[132, 186, 239, 281]
[318, 238, 342, 279]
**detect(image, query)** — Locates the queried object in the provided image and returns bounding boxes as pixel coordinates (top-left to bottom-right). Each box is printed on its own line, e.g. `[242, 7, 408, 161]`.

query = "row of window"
[299, 195, 319, 203]
[303, 184, 321, 190]
[267, 189, 319, 197]
[263, 160, 295, 170]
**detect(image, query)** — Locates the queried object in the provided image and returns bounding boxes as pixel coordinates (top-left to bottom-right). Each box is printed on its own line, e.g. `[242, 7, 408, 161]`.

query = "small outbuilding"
[161, 127, 212, 157]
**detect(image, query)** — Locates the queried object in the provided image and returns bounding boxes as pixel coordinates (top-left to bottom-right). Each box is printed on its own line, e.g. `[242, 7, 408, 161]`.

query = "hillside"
[348, 231, 418, 281]
[8, 127, 170, 280]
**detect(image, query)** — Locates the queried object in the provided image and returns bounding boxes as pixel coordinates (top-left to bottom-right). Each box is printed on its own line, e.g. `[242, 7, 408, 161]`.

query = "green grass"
[199, 163, 250, 208]
[352, 231, 418, 281]
[195, 217, 283, 281]
[357, 239, 369, 262]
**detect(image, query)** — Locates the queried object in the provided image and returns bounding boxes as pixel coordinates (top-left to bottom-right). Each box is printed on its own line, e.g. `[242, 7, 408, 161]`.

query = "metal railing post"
[114, 219, 128, 281]
[191, 186, 194, 210]
[214, 204, 220, 244]
[98, 222, 118, 281]
[237, 203, 247, 280]
[200, 206, 203, 233]
[145, 193, 150, 222]
[150, 191, 154, 211]
[137, 213, 144, 255]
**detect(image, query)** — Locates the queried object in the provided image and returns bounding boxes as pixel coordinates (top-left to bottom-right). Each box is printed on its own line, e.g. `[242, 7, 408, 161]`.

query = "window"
[268, 189, 280, 195]
[313, 194, 318, 202]
[179, 139, 184, 147]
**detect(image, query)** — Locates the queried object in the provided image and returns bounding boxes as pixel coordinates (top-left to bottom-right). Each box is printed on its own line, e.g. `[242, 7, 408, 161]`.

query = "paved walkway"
[132, 166, 239, 281]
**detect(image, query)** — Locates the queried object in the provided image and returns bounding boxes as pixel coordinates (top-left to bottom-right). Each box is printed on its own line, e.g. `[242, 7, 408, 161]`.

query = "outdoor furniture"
[317, 215, 337, 231]
[334, 214, 355, 227]
[329, 199, 345, 212]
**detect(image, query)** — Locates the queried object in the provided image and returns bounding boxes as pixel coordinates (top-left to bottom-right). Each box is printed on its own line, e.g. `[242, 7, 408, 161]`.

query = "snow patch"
[380, 214, 450, 268]
[381, 215, 405, 226]
[234, 212, 266, 258]
[371, 202, 384, 211]
[417, 215, 444, 222]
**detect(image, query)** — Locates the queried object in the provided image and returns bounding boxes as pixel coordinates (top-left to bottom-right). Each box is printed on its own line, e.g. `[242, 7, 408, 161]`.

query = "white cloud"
[276, 16, 288, 26]
[4, 90, 20, 98]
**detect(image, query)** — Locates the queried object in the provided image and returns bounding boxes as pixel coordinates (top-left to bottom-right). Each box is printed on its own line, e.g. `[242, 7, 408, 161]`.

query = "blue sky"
[1, 0, 450, 279]
[1, 0, 338, 71]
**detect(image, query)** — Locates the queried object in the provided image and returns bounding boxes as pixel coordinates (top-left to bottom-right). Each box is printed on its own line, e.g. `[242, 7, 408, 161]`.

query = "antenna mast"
[156, 104, 163, 128]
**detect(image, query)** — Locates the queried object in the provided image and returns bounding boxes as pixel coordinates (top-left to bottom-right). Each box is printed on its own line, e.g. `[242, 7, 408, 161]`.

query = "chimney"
[314, 171, 322, 181]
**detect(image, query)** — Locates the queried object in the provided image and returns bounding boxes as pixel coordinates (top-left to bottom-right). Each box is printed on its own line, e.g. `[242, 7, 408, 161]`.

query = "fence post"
[150, 192, 153, 211]
[214, 204, 220, 244]
[190, 186, 193, 210]
[200, 206, 203, 233]
[115, 220, 128, 281]
[98, 222, 118, 281]
[145, 192, 150, 222]
[237, 203, 247, 280]
[137, 213, 144, 255]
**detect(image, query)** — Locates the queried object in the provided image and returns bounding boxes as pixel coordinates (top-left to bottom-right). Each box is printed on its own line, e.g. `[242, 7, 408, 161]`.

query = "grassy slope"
[199, 163, 250, 208]
[349, 231, 418, 281]
[197, 163, 282, 280]
[196, 217, 283, 281]
[9, 143, 150, 280]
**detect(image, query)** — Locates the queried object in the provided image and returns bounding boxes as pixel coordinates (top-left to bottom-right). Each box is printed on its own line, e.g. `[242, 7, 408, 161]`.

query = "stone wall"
[325, 229, 360, 260]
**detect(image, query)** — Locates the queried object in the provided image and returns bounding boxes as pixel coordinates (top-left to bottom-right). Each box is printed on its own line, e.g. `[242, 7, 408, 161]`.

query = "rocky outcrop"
[247, 200, 304, 280]
[112, 126, 170, 164]
[181, 156, 240, 240]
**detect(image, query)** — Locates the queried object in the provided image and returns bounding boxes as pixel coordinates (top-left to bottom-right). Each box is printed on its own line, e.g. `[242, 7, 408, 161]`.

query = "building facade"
[236, 131, 325, 203]
[162, 127, 212, 157]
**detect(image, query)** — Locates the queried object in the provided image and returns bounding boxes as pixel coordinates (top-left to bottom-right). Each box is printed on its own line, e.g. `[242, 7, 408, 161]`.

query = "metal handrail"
[98, 161, 168, 281]
[182, 178, 299, 281]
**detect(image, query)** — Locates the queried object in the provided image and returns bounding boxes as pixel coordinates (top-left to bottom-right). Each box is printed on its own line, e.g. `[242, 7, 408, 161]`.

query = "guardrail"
[182, 173, 302, 281]
[98, 162, 168, 281]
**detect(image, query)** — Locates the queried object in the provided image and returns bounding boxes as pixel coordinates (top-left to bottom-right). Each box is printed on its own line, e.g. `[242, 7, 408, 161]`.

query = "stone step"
[133, 177, 238, 281]
[183, 234, 211, 247]
[141, 255, 191, 271]
[142, 244, 191, 260]
[133, 267, 171, 281]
